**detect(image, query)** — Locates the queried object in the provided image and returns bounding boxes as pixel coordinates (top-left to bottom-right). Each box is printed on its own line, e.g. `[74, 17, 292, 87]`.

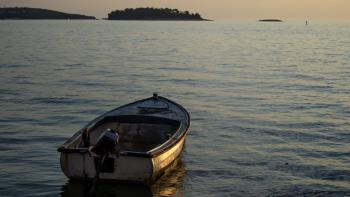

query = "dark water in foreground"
[0, 20, 350, 196]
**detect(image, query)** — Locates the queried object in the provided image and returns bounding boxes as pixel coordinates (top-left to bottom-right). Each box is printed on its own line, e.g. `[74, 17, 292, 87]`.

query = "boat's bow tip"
[153, 92, 159, 100]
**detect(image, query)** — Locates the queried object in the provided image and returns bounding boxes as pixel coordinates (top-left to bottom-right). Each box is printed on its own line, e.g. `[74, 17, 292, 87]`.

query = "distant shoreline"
[0, 7, 95, 20]
[259, 19, 283, 22]
[0, 7, 212, 21]
[107, 8, 211, 21]
[104, 18, 212, 21]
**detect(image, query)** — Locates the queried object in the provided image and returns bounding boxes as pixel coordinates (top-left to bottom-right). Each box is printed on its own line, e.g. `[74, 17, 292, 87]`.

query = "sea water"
[0, 20, 350, 196]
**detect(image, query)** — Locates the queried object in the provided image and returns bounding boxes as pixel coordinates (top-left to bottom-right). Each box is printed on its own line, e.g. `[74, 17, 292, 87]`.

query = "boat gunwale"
[58, 96, 190, 158]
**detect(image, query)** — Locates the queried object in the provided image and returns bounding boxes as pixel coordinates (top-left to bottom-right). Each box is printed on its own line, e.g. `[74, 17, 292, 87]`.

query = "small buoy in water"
[285, 162, 289, 165]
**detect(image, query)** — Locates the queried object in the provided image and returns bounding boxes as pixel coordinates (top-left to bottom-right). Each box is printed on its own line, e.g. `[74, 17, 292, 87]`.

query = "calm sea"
[0, 20, 350, 196]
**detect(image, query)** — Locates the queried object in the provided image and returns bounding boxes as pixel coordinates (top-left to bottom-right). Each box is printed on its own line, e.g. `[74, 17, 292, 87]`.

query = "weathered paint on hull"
[59, 135, 187, 183]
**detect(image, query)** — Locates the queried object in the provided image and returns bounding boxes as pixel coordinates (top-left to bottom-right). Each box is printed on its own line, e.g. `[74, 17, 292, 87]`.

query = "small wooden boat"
[57, 93, 190, 184]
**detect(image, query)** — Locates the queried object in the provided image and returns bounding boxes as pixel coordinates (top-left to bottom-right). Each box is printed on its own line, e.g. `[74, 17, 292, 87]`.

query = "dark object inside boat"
[91, 128, 120, 155]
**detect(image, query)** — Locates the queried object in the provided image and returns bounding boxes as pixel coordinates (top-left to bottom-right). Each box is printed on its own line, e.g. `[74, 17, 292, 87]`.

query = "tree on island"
[108, 7, 205, 20]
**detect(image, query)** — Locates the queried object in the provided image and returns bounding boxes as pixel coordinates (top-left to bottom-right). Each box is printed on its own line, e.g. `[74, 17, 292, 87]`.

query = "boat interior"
[70, 115, 181, 153]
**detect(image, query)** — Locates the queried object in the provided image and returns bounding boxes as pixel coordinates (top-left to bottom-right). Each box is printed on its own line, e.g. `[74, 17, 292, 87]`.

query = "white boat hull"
[60, 135, 186, 183]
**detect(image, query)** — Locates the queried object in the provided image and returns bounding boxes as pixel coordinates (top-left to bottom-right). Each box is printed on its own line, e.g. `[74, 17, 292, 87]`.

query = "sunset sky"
[1, 0, 350, 20]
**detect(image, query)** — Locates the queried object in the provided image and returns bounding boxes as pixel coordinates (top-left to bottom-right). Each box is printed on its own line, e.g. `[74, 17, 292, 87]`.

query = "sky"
[1, 0, 350, 20]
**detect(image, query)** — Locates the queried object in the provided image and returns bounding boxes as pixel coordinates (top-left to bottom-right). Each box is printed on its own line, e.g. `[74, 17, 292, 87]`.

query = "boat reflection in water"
[60, 159, 185, 197]
[151, 159, 186, 197]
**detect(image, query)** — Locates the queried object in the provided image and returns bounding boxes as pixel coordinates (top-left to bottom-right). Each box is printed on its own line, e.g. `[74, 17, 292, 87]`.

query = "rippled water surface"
[1, 20, 350, 196]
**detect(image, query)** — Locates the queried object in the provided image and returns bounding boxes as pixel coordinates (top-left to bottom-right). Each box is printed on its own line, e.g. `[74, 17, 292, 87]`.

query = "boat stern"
[59, 152, 154, 183]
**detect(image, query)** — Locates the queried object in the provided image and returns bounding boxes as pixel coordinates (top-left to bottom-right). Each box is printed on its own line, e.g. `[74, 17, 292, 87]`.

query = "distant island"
[108, 8, 210, 21]
[259, 19, 283, 22]
[0, 7, 96, 20]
